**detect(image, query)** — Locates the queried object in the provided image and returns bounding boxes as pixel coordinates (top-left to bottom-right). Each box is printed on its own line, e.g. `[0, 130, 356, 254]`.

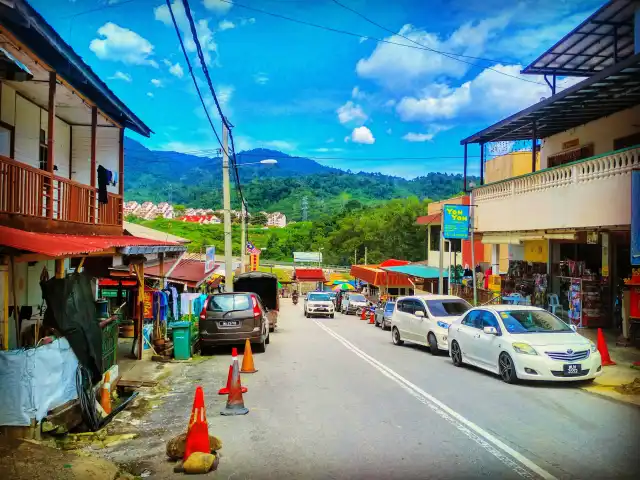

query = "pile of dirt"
[0, 437, 132, 480]
[614, 378, 640, 395]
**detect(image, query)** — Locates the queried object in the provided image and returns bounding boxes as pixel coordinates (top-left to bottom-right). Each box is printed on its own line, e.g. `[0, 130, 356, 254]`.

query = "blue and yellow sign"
[443, 204, 470, 240]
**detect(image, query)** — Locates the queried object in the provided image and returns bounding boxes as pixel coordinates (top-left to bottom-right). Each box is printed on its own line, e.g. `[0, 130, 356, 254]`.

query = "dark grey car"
[375, 301, 395, 330]
[199, 292, 270, 352]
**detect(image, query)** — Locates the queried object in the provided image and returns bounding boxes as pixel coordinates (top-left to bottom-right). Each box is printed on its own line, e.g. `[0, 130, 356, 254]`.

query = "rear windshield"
[207, 294, 251, 312]
[384, 302, 396, 313]
[426, 299, 470, 317]
[349, 294, 366, 302]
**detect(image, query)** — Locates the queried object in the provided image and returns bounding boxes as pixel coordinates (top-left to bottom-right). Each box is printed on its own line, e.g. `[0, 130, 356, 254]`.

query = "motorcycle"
[292, 294, 299, 306]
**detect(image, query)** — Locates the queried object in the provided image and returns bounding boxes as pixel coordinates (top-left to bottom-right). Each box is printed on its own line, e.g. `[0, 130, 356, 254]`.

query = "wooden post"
[54, 259, 64, 279]
[531, 119, 537, 173]
[479, 142, 485, 186]
[118, 127, 124, 226]
[463, 143, 468, 192]
[90, 107, 97, 223]
[138, 263, 144, 360]
[46, 71, 56, 219]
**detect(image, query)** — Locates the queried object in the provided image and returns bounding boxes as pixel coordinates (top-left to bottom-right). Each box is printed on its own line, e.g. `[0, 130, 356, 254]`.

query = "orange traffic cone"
[184, 386, 211, 461]
[241, 340, 258, 374]
[596, 328, 616, 366]
[218, 364, 247, 395]
[100, 372, 112, 415]
[360, 309, 367, 320]
[221, 349, 249, 416]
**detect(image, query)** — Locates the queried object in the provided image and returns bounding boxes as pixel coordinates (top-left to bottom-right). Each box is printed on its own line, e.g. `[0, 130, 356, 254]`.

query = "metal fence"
[101, 316, 120, 373]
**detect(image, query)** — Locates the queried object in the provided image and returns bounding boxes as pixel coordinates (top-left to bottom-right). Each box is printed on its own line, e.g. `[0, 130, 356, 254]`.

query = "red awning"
[98, 278, 137, 287]
[0, 225, 182, 257]
[294, 268, 326, 282]
[379, 259, 410, 268]
[350, 265, 413, 287]
[416, 213, 442, 225]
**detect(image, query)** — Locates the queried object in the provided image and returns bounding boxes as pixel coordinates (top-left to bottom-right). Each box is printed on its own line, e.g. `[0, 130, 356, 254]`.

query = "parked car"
[375, 301, 395, 330]
[199, 292, 270, 352]
[234, 271, 279, 332]
[341, 292, 369, 315]
[447, 305, 602, 384]
[391, 295, 471, 354]
[304, 292, 335, 318]
[328, 292, 337, 306]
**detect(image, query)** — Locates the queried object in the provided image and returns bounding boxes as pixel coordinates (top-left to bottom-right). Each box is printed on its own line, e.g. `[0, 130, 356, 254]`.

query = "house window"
[39, 128, 48, 170]
[0, 124, 12, 157]
[613, 132, 640, 150]
[547, 143, 594, 168]
[430, 225, 441, 251]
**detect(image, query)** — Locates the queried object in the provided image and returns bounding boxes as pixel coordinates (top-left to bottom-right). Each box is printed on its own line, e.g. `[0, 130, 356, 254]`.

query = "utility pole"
[364, 246, 368, 265]
[240, 202, 247, 274]
[438, 230, 444, 295]
[222, 122, 233, 292]
[470, 191, 478, 306]
[354, 248, 357, 266]
[301, 196, 309, 221]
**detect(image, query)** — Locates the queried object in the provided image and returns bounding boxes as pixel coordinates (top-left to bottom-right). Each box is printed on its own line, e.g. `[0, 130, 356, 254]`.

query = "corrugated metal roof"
[0, 225, 183, 257]
[416, 213, 442, 225]
[123, 221, 191, 244]
[382, 264, 449, 279]
[144, 259, 221, 287]
[294, 268, 326, 281]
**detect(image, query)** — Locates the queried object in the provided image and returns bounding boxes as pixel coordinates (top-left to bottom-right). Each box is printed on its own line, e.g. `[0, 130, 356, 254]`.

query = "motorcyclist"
[292, 290, 299, 305]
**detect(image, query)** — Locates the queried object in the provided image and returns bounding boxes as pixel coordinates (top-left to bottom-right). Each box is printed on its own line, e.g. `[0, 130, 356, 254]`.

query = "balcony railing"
[473, 146, 639, 232]
[0, 155, 122, 229]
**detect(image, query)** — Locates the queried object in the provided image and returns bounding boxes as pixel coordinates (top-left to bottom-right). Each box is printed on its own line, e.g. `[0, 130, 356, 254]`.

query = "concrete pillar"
[491, 244, 500, 273]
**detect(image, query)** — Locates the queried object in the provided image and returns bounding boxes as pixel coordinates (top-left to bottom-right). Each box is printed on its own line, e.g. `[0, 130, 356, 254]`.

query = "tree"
[173, 204, 186, 217]
[251, 212, 268, 226]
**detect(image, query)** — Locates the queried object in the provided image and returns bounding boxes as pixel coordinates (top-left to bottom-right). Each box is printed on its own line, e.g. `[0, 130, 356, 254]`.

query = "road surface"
[100, 299, 640, 479]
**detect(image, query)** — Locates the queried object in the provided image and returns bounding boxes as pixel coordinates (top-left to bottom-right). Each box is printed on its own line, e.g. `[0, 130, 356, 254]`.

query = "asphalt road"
[100, 299, 640, 480]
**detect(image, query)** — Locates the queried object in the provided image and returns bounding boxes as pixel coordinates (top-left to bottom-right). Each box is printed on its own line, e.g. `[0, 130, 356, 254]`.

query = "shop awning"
[98, 278, 137, 287]
[381, 264, 447, 279]
[379, 259, 410, 268]
[0, 225, 186, 257]
[350, 265, 413, 287]
[480, 232, 577, 244]
[144, 259, 221, 288]
[0, 46, 33, 81]
[293, 268, 326, 282]
[416, 213, 442, 226]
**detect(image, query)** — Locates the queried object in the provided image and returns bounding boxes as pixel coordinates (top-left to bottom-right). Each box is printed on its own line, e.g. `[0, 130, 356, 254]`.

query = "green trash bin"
[171, 321, 192, 360]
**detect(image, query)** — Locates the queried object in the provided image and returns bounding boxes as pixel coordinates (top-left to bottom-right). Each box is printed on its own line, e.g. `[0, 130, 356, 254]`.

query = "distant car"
[341, 292, 369, 315]
[199, 292, 270, 352]
[304, 292, 335, 318]
[391, 295, 471, 354]
[375, 301, 395, 330]
[448, 305, 602, 384]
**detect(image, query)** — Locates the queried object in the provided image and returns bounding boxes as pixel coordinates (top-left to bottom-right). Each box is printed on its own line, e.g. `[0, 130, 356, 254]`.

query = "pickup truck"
[234, 271, 279, 331]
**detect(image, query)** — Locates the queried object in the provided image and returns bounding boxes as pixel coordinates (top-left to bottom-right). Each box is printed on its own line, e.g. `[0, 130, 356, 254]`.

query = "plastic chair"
[548, 294, 562, 316]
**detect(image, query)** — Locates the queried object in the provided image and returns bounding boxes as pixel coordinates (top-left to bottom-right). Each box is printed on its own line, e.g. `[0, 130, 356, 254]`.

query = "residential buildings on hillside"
[124, 201, 175, 219]
[265, 211, 287, 228]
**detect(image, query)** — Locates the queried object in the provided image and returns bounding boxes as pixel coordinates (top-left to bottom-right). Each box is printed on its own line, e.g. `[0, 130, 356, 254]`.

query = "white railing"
[475, 146, 639, 202]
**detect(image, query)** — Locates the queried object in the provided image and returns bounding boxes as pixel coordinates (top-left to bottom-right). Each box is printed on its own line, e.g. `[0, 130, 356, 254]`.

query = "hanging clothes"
[153, 290, 169, 322]
[97, 165, 109, 204]
[112, 171, 118, 187]
[170, 286, 178, 320]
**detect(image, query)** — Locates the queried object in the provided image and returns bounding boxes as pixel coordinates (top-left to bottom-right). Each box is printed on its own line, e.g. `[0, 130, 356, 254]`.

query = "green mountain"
[124, 138, 477, 220]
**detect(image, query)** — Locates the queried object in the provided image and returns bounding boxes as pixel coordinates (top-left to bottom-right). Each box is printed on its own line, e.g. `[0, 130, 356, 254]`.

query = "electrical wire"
[329, 0, 545, 86]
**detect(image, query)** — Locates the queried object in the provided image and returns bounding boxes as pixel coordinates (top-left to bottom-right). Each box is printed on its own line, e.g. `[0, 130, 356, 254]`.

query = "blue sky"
[35, 0, 601, 178]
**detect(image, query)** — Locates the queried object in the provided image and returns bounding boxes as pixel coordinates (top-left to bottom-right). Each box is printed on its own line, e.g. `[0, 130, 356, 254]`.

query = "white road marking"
[314, 320, 557, 480]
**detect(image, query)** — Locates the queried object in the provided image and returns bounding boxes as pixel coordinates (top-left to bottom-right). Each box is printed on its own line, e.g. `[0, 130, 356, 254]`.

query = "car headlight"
[512, 342, 538, 355]
[590, 342, 597, 353]
[436, 321, 449, 329]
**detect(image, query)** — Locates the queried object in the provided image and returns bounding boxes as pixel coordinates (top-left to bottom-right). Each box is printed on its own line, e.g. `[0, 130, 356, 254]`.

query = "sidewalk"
[579, 328, 640, 406]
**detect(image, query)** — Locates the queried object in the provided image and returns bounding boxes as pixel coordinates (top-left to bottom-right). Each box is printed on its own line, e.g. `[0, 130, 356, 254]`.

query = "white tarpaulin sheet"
[0, 338, 79, 426]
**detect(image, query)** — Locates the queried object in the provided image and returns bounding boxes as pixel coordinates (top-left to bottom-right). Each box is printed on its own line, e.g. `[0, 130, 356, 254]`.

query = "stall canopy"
[381, 264, 448, 279]
[350, 265, 412, 287]
[293, 268, 326, 282]
[416, 213, 442, 226]
[379, 259, 410, 268]
[0, 225, 186, 257]
[145, 259, 221, 288]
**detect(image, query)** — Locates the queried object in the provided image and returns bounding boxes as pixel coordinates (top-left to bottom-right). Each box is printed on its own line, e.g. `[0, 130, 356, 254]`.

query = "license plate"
[563, 363, 581, 376]
[219, 321, 239, 327]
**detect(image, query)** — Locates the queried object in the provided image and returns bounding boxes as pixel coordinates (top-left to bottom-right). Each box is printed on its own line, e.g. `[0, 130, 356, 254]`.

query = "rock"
[183, 452, 216, 474]
[166, 433, 222, 460]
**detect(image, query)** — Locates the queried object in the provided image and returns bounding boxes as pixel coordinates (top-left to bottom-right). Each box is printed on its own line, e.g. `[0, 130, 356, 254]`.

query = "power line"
[330, 0, 544, 86]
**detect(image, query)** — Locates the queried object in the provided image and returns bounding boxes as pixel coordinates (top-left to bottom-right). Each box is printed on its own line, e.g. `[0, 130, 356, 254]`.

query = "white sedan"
[448, 305, 602, 383]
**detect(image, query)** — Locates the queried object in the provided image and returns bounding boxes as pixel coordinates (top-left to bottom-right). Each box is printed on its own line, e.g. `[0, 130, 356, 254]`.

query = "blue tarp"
[0, 338, 79, 426]
[632, 169, 640, 266]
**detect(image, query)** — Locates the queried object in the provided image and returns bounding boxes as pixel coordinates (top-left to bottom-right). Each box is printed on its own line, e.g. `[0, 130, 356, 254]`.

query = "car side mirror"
[570, 324, 577, 332]
[415, 310, 425, 318]
[483, 326, 498, 335]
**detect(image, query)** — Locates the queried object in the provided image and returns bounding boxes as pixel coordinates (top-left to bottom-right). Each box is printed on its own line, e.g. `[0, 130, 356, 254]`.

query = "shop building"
[461, 1, 639, 329]
[350, 260, 415, 300]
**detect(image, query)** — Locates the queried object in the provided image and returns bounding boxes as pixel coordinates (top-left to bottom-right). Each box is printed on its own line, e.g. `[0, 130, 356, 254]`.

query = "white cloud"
[155, 1, 218, 65]
[253, 73, 269, 85]
[356, 14, 511, 91]
[151, 78, 163, 87]
[109, 71, 132, 82]
[351, 86, 366, 100]
[386, 128, 392, 135]
[396, 64, 580, 122]
[216, 84, 234, 108]
[147, 92, 154, 98]
[359, 37, 368, 43]
[350, 126, 375, 144]
[218, 19, 235, 31]
[240, 17, 256, 26]
[167, 62, 184, 78]
[232, 136, 296, 152]
[337, 101, 367, 126]
[263, 140, 297, 151]
[403, 132, 435, 142]
[203, 0, 232, 15]
[313, 147, 344, 153]
[89, 23, 158, 67]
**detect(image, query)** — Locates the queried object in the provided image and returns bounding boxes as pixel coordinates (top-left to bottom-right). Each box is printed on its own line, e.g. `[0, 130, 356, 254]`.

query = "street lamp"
[235, 159, 278, 273]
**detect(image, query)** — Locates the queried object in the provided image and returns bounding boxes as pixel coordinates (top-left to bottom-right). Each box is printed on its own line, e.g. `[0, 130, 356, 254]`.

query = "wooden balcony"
[0, 155, 123, 235]
[473, 146, 639, 233]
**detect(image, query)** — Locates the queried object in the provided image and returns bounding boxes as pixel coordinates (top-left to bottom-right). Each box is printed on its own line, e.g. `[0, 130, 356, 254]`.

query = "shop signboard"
[250, 254, 260, 271]
[205, 246, 216, 273]
[632, 169, 640, 266]
[294, 252, 323, 263]
[442, 204, 470, 240]
[601, 233, 609, 278]
[144, 290, 153, 319]
[100, 289, 119, 298]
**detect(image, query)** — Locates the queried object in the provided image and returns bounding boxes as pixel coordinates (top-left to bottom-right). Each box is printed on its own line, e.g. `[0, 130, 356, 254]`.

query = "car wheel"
[254, 338, 266, 353]
[450, 341, 463, 367]
[269, 326, 275, 333]
[428, 333, 440, 356]
[265, 334, 270, 345]
[392, 327, 404, 346]
[499, 352, 518, 384]
[330, 314, 334, 318]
